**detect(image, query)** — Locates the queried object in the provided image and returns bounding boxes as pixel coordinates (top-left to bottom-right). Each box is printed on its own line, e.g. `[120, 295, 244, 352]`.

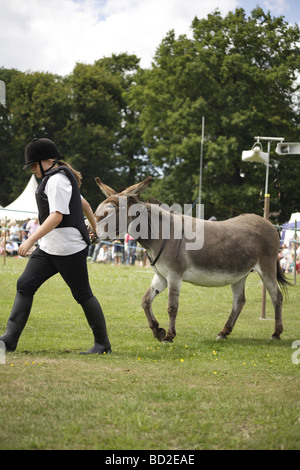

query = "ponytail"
[57, 161, 82, 188]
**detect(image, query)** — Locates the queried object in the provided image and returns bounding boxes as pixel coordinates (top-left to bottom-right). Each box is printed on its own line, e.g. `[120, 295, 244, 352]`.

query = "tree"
[96, 54, 151, 189]
[127, 8, 300, 221]
[0, 68, 71, 205]
[64, 54, 147, 208]
[0, 53, 145, 212]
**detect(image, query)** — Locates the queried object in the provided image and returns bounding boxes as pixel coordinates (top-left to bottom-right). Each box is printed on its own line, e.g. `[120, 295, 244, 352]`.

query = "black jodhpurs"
[17, 246, 93, 304]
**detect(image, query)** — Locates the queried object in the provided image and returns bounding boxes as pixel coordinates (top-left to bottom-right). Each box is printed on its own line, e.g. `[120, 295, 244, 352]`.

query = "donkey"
[94, 176, 288, 343]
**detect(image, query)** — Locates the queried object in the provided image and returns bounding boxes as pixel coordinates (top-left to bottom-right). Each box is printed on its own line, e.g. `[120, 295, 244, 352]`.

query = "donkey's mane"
[146, 196, 164, 205]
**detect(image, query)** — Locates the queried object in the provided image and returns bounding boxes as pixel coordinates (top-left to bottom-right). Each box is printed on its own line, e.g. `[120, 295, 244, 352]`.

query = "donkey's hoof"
[156, 328, 166, 341]
[216, 333, 227, 340]
[271, 334, 281, 340]
[162, 336, 173, 343]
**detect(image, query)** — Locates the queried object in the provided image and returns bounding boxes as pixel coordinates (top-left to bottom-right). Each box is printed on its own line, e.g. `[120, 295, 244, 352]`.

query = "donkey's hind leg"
[257, 269, 283, 340]
[217, 276, 247, 340]
[142, 273, 167, 341]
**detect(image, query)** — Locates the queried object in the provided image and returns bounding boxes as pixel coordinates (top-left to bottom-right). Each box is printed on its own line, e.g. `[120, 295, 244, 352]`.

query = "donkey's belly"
[182, 266, 247, 287]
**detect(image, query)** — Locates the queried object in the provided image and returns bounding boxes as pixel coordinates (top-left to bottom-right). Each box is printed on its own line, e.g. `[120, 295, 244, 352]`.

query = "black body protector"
[35, 166, 90, 246]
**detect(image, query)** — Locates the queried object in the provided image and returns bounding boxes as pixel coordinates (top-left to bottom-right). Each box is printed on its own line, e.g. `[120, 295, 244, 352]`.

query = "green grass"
[0, 257, 300, 450]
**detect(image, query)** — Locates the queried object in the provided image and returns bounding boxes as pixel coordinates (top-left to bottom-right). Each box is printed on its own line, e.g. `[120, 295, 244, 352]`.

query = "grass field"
[0, 256, 299, 450]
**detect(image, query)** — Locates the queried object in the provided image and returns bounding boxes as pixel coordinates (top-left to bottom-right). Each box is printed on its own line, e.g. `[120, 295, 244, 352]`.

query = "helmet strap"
[45, 161, 57, 173]
[38, 160, 58, 177]
[38, 161, 45, 178]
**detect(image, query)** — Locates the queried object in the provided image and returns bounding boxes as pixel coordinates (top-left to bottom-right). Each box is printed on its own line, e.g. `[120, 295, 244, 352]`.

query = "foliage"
[0, 54, 144, 210]
[1, 8, 300, 220]
[127, 8, 300, 220]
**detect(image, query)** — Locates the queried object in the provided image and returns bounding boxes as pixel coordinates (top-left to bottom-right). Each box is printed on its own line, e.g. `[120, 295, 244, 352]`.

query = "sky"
[1, 0, 300, 77]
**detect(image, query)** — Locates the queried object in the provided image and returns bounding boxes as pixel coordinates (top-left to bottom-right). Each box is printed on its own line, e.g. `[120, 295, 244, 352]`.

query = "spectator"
[6, 240, 18, 256]
[0, 229, 6, 255]
[26, 217, 39, 236]
[279, 248, 290, 272]
[21, 218, 30, 241]
[8, 220, 20, 242]
[296, 253, 300, 274]
[112, 238, 123, 265]
[125, 233, 137, 265]
[96, 244, 110, 263]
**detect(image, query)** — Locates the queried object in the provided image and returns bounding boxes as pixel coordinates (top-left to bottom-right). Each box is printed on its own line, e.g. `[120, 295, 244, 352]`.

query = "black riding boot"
[80, 296, 111, 354]
[0, 293, 33, 352]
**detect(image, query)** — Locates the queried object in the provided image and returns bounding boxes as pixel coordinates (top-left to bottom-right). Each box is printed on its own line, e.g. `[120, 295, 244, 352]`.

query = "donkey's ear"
[95, 177, 117, 197]
[120, 176, 153, 196]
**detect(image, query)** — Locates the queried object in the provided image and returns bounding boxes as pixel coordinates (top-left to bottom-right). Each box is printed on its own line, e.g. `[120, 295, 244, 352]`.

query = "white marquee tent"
[0, 175, 38, 222]
[281, 212, 300, 246]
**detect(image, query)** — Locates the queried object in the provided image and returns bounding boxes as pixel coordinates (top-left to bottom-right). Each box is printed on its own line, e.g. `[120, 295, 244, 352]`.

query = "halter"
[148, 238, 168, 266]
[147, 213, 174, 267]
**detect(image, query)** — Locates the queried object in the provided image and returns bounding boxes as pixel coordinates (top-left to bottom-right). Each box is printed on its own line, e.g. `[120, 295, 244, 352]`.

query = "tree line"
[1, 7, 300, 222]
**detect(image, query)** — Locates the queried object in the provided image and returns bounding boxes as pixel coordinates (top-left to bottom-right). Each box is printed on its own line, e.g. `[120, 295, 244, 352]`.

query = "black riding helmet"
[23, 138, 61, 170]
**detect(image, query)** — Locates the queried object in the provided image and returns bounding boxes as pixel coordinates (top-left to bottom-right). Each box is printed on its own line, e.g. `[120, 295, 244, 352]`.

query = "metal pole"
[0, 80, 6, 107]
[294, 220, 297, 285]
[261, 140, 271, 319]
[197, 116, 205, 218]
[264, 141, 271, 200]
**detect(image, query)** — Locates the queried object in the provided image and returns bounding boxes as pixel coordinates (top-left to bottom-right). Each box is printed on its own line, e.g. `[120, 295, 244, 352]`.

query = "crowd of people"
[0, 217, 150, 266]
[87, 233, 150, 267]
[0, 218, 40, 257]
[278, 242, 300, 275]
[1, 217, 299, 273]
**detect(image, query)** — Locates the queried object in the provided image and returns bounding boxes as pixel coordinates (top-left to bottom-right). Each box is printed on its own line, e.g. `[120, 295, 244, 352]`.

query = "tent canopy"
[0, 175, 38, 222]
[281, 212, 300, 246]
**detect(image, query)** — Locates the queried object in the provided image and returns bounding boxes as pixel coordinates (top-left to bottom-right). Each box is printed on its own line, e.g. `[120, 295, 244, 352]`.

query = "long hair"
[57, 160, 82, 188]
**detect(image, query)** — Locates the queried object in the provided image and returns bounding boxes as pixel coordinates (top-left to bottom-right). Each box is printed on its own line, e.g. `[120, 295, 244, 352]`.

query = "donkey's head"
[94, 176, 152, 239]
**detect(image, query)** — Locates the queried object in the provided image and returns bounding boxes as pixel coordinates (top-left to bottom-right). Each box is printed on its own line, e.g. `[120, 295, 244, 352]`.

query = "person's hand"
[89, 229, 99, 245]
[18, 239, 34, 257]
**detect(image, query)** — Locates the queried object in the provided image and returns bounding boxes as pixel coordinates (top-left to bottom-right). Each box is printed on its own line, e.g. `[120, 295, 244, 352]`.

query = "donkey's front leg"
[217, 277, 246, 340]
[163, 277, 182, 342]
[142, 273, 167, 341]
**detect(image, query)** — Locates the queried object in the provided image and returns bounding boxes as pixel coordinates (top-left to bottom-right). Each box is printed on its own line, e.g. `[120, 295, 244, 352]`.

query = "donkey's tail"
[276, 259, 293, 296]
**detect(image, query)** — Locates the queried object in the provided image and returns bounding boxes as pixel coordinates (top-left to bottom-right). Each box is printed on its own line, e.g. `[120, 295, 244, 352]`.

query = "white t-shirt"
[38, 172, 87, 256]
